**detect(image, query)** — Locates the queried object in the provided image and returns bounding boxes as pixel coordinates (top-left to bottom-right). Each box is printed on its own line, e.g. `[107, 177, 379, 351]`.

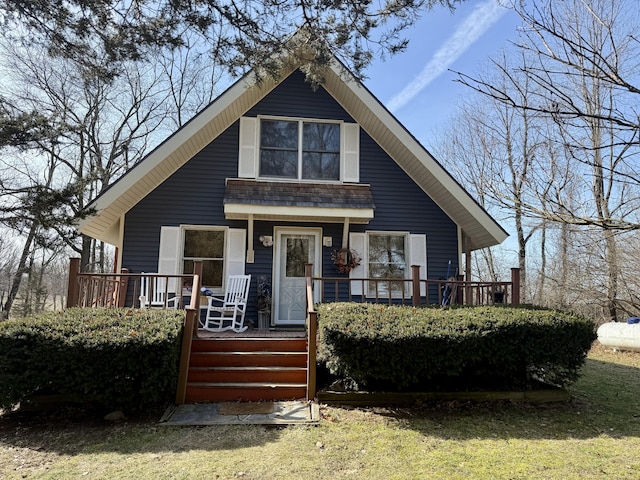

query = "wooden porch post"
[411, 265, 421, 307]
[511, 268, 521, 306]
[305, 263, 317, 400]
[456, 274, 464, 305]
[117, 268, 129, 307]
[191, 260, 203, 338]
[192, 260, 203, 310]
[304, 262, 313, 312]
[465, 237, 472, 306]
[175, 307, 197, 405]
[307, 309, 317, 401]
[66, 258, 81, 308]
[176, 261, 203, 405]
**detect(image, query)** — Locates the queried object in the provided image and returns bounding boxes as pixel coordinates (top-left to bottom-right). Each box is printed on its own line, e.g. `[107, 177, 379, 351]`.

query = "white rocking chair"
[203, 274, 251, 333]
[139, 274, 178, 309]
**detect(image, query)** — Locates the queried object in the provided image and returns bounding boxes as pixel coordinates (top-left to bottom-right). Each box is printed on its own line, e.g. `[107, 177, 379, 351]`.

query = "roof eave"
[322, 62, 508, 250]
[79, 57, 507, 252]
[78, 66, 295, 241]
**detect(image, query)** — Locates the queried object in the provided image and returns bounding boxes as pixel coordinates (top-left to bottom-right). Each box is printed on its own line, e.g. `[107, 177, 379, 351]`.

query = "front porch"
[65, 259, 521, 405]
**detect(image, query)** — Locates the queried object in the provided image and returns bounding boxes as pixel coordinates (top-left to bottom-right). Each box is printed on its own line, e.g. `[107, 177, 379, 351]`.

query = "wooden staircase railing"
[175, 261, 202, 405]
[305, 264, 317, 401]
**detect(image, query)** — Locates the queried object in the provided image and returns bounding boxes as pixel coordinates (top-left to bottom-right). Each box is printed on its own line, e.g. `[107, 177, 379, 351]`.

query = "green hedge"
[0, 308, 185, 411]
[317, 303, 596, 391]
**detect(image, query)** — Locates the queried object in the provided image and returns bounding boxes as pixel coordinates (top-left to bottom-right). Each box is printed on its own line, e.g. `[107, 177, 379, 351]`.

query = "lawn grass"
[1, 344, 639, 479]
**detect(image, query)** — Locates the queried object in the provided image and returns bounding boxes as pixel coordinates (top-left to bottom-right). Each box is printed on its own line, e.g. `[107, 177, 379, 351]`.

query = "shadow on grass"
[1, 351, 639, 457]
[327, 355, 640, 442]
[0, 404, 287, 457]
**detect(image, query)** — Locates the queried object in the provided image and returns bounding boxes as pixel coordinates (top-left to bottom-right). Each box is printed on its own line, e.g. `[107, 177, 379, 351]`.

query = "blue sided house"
[78, 53, 508, 329]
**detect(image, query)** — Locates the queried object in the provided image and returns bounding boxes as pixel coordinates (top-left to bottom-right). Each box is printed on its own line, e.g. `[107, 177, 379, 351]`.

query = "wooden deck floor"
[195, 328, 306, 339]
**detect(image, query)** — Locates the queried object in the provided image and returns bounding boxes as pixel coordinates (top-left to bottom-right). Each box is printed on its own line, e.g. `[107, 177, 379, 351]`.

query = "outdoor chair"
[203, 274, 251, 333]
[139, 274, 179, 309]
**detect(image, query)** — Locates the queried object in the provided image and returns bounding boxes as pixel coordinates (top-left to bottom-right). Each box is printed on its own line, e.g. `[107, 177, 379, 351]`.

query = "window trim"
[349, 231, 427, 299]
[180, 225, 227, 292]
[157, 225, 247, 297]
[257, 115, 344, 183]
[365, 231, 410, 299]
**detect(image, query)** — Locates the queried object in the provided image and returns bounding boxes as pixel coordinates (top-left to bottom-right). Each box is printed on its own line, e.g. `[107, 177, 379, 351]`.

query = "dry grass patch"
[2, 343, 640, 479]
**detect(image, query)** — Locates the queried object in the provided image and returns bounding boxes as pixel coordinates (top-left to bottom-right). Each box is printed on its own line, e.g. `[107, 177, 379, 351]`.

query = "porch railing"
[309, 266, 521, 307]
[304, 265, 521, 401]
[66, 258, 200, 309]
[176, 261, 203, 405]
[305, 264, 318, 401]
[65, 258, 202, 405]
[67, 257, 520, 404]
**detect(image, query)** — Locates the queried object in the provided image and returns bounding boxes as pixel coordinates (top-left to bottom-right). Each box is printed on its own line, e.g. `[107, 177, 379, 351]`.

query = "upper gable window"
[259, 119, 341, 181]
[238, 116, 359, 182]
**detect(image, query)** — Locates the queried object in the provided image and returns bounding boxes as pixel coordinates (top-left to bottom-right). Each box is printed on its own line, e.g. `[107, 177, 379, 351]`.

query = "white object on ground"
[597, 322, 640, 352]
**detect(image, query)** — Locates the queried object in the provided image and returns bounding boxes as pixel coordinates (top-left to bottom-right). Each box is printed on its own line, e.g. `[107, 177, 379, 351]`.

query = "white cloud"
[387, 0, 508, 113]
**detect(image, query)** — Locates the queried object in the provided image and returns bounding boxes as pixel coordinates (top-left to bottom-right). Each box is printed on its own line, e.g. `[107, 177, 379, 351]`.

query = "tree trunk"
[1, 222, 38, 319]
[559, 222, 570, 310]
[80, 234, 92, 272]
[535, 221, 547, 305]
[603, 229, 619, 321]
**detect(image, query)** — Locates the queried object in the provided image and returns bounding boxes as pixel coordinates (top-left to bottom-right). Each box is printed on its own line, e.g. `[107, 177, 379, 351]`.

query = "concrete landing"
[159, 401, 319, 425]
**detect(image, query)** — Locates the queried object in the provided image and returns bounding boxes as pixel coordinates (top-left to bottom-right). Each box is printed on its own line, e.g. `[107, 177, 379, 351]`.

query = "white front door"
[273, 228, 321, 326]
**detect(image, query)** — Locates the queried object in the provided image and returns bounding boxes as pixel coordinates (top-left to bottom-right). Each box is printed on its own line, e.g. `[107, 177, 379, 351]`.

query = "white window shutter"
[158, 226, 181, 291]
[349, 232, 367, 295]
[342, 123, 360, 183]
[226, 228, 246, 276]
[409, 234, 427, 296]
[238, 117, 258, 178]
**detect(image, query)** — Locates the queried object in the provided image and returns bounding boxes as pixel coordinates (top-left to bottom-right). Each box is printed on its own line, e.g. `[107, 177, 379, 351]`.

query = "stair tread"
[188, 382, 307, 387]
[189, 365, 307, 372]
[192, 351, 306, 355]
[191, 339, 307, 353]
[194, 336, 306, 340]
[187, 336, 309, 402]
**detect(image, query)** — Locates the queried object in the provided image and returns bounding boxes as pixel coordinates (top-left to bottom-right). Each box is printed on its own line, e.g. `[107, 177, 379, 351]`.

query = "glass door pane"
[274, 231, 318, 325]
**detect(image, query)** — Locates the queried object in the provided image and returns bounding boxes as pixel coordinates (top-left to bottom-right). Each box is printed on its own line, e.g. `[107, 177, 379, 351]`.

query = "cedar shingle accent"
[224, 179, 375, 210]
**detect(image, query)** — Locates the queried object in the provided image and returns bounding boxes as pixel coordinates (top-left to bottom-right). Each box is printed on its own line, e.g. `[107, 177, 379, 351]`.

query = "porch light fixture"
[259, 235, 273, 247]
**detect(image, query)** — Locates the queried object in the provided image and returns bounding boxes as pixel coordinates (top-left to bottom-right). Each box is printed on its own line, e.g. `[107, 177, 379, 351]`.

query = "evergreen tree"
[1, 0, 463, 81]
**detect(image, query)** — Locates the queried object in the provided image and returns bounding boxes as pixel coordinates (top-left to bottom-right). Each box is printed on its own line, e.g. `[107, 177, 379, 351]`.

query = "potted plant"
[257, 275, 272, 330]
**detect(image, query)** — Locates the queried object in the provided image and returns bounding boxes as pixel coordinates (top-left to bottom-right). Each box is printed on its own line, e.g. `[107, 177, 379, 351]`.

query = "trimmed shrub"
[317, 303, 596, 391]
[0, 308, 184, 411]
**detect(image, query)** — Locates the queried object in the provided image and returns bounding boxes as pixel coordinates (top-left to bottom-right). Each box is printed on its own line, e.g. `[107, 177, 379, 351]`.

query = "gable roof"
[79, 59, 508, 250]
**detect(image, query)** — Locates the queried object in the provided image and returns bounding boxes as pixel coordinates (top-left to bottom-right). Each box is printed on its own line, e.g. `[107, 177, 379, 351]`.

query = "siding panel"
[123, 69, 459, 319]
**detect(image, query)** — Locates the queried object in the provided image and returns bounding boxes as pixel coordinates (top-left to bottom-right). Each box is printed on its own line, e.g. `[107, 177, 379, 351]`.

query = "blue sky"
[364, 0, 521, 149]
[362, 0, 524, 262]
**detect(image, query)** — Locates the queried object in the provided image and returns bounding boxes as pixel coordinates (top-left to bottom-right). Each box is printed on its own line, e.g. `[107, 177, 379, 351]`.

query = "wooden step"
[190, 351, 307, 368]
[191, 337, 307, 353]
[188, 366, 307, 384]
[186, 336, 309, 403]
[185, 383, 307, 403]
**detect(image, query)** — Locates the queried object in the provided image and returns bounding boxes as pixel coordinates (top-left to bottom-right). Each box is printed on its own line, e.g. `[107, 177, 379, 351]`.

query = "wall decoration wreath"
[331, 248, 362, 274]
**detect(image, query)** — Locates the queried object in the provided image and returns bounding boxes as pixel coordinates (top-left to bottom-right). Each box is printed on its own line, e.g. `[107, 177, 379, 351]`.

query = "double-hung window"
[259, 119, 341, 181]
[158, 226, 246, 295]
[182, 228, 225, 289]
[367, 233, 409, 296]
[349, 231, 426, 299]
